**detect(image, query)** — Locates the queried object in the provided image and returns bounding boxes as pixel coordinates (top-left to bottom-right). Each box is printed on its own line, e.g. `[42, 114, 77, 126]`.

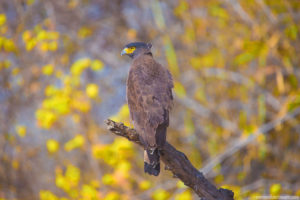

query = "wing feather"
[126, 56, 173, 148]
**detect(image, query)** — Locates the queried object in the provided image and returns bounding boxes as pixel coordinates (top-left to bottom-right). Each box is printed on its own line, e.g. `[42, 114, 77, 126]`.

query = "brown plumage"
[121, 42, 173, 176]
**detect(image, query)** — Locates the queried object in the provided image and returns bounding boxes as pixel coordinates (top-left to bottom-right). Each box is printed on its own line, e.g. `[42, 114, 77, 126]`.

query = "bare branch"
[105, 119, 234, 200]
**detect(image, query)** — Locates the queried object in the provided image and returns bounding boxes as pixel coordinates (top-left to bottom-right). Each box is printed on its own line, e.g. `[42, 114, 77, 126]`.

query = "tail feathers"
[144, 162, 160, 176]
[144, 149, 160, 176]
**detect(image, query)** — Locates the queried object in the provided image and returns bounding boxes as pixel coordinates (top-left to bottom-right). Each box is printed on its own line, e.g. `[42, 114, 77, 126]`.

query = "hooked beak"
[121, 48, 128, 56]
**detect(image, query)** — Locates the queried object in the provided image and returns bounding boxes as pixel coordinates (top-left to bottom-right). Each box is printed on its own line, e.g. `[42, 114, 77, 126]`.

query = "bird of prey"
[121, 42, 173, 176]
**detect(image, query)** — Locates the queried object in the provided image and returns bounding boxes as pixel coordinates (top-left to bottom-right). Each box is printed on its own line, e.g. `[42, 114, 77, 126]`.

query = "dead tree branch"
[105, 119, 234, 200]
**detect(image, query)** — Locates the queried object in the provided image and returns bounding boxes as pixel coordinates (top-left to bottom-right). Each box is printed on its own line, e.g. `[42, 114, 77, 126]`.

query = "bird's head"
[121, 42, 152, 58]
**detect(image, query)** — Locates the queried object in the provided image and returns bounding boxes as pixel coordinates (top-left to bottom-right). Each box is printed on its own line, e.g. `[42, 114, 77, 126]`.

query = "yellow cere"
[125, 46, 136, 54]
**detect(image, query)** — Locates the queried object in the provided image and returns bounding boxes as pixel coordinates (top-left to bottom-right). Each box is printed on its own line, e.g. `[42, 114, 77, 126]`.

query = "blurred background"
[0, 0, 300, 199]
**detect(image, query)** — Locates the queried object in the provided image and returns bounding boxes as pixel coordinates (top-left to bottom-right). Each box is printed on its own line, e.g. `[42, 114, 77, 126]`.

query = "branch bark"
[105, 119, 234, 200]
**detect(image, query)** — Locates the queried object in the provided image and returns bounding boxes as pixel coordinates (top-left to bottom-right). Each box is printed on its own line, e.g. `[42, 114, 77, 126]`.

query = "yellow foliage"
[104, 192, 120, 200]
[3, 60, 11, 68]
[63, 76, 80, 87]
[194, 87, 206, 102]
[80, 184, 98, 200]
[43, 64, 54, 76]
[27, 0, 35, 5]
[22, 30, 32, 42]
[191, 49, 223, 69]
[42, 95, 71, 115]
[256, 134, 266, 143]
[37, 30, 59, 41]
[37, 30, 48, 41]
[183, 27, 196, 44]
[55, 70, 63, 78]
[93, 146, 115, 165]
[91, 59, 104, 71]
[110, 104, 130, 126]
[270, 183, 281, 196]
[78, 27, 93, 38]
[40, 42, 49, 52]
[67, 189, 79, 199]
[127, 29, 137, 40]
[0, 36, 3, 49]
[70, 58, 91, 76]
[184, 111, 195, 135]
[139, 180, 152, 190]
[163, 35, 179, 76]
[23, 29, 59, 52]
[40, 190, 59, 200]
[285, 24, 298, 40]
[4, 38, 16, 52]
[48, 41, 58, 51]
[0, 60, 9, 71]
[249, 192, 262, 200]
[174, 81, 186, 98]
[296, 189, 300, 196]
[214, 174, 224, 184]
[47, 139, 60, 153]
[71, 96, 91, 113]
[59, 85, 72, 97]
[86, 83, 99, 99]
[0, 14, 6, 26]
[56, 173, 69, 191]
[34, 24, 42, 32]
[209, 5, 229, 20]
[176, 180, 187, 189]
[65, 164, 80, 187]
[16, 125, 26, 137]
[116, 161, 131, 173]
[92, 138, 134, 166]
[12, 68, 19, 76]
[174, 0, 189, 17]
[175, 190, 192, 200]
[64, 134, 85, 152]
[113, 138, 134, 157]
[35, 109, 57, 129]
[25, 38, 37, 51]
[114, 161, 131, 181]
[152, 189, 170, 200]
[89, 180, 100, 188]
[45, 85, 59, 96]
[12, 160, 19, 169]
[0, 24, 7, 35]
[102, 174, 115, 185]
[68, 0, 79, 8]
[48, 31, 59, 40]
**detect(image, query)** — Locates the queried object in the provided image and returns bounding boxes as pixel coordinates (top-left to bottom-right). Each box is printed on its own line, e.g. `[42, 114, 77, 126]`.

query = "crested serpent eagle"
[121, 42, 174, 176]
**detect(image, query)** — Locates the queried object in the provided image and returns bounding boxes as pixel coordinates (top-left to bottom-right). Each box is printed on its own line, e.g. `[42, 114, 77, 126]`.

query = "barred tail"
[144, 148, 160, 176]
